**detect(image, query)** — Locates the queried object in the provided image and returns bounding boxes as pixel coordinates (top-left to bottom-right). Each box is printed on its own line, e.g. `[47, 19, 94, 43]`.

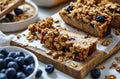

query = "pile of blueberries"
[5, 8, 23, 21]
[0, 49, 55, 79]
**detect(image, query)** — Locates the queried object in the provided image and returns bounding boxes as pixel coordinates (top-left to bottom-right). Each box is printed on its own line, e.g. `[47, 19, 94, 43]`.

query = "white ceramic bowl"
[0, 46, 39, 79]
[0, 1, 38, 33]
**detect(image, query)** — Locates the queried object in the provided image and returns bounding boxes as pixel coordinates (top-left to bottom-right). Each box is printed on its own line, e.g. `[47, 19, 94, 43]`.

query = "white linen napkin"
[0, 31, 15, 46]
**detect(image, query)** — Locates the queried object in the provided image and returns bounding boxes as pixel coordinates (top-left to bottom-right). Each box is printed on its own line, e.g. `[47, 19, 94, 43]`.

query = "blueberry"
[5, 14, 14, 21]
[5, 68, 16, 79]
[35, 69, 42, 78]
[7, 61, 19, 70]
[0, 49, 8, 57]
[14, 57, 24, 66]
[68, 37, 75, 41]
[73, 50, 79, 56]
[66, 5, 73, 12]
[16, 72, 26, 79]
[24, 55, 34, 65]
[0, 69, 6, 73]
[15, 52, 25, 57]
[0, 54, 5, 58]
[95, 15, 105, 23]
[24, 65, 34, 76]
[45, 64, 54, 73]
[0, 59, 7, 69]
[0, 73, 7, 79]
[7, 52, 16, 58]
[4, 57, 14, 63]
[14, 8, 23, 15]
[90, 68, 101, 79]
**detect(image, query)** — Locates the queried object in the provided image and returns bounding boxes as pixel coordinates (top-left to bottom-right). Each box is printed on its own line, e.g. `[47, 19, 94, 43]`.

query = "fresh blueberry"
[45, 64, 54, 74]
[0, 69, 6, 73]
[16, 72, 26, 79]
[35, 69, 42, 78]
[73, 50, 79, 56]
[24, 64, 34, 76]
[5, 14, 14, 21]
[95, 15, 105, 23]
[14, 8, 23, 15]
[0, 54, 5, 58]
[7, 61, 19, 70]
[90, 68, 101, 79]
[4, 57, 14, 63]
[24, 55, 34, 65]
[0, 73, 7, 79]
[66, 5, 73, 12]
[68, 37, 75, 41]
[5, 68, 16, 79]
[0, 49, 9, 57]
[7, 52, 16, 58]
[15, 52, 25, 57]
[14, 57, 24, 66]
[0, 59, 7, 69]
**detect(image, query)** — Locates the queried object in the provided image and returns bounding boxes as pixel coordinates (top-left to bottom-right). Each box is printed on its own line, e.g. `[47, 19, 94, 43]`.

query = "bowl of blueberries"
[0, 0, 38, 33]
[0, 46, 39, 79]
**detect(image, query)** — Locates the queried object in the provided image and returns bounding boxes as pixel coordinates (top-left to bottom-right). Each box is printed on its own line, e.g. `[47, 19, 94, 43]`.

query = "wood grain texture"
[10, 41, 120, 79]
[0, 0, 25, 18]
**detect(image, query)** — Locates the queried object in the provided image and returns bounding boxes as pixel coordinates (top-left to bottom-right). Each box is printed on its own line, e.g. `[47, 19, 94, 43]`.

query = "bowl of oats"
[0, 0, 38, 33]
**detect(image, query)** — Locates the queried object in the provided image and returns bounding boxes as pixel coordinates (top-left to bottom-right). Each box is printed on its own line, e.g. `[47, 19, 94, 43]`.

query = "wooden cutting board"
[10, 40, 120, 79]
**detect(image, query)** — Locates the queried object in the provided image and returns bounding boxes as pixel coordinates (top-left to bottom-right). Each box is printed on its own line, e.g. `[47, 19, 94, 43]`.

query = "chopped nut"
[105, 75, 116, 79]
[110, 62, 118, 69]
[57, 51, 64, 56]
[100, 39, 113, 46]
[57, 56, 63, 62]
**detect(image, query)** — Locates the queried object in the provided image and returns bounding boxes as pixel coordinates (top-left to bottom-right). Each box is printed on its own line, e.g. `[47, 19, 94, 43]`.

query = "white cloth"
[0, 31, 15, 46]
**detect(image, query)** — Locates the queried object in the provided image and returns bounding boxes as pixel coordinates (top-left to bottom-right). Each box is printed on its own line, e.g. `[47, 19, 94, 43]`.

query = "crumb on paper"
[46, 50, 52, 55]
[105, 75, 116, 79]
[115, 56, 120, 63]
[23, 43, 28, 47]
[16, 34, 21, 39]
[70, 62, 78, 68]
[98, 65, 105, 70]
[100, 38, 113, 46]
[54, 18, 59, 23]
[109, 62, 118, 69]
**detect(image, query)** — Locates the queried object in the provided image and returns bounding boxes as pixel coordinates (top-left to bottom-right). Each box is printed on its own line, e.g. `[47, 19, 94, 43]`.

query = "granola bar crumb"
[70, 62, 78, 68]
[98, 65, 105, 70]
[115, 56, 120, 63]
[105, 75, 116, 79]
[54, 18, 59, 23]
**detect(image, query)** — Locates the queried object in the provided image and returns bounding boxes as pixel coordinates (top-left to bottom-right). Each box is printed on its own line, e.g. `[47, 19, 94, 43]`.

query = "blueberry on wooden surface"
[45, 64, 54, 74]
[14, 8, 23, 15]
[35, 69, 42, 78]
[5, 68, 16, 79]
[0, 73, 7, 79]
[16, 72, 26, 79]
[90, 68, 101, 79]
[7, 61, 19, 70]
[95, 15, 105, 23]
[5, 14, 14, 21]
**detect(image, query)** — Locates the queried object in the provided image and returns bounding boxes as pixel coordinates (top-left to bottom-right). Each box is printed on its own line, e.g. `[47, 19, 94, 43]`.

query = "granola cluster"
[0, 0, 16, 12]
[27, 17, 97, 61]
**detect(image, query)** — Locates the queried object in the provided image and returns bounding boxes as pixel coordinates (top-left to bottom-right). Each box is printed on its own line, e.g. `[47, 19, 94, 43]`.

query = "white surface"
[0, 46, 39, 79]
[4, 0, 120, 79]
[0, 1, 38, 32]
